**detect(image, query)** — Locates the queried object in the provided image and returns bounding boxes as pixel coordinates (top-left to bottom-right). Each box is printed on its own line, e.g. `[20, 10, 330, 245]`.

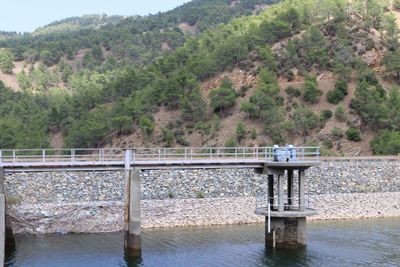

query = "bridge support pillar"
[124, 168, 142, 257]
[0, 168, 15, 264]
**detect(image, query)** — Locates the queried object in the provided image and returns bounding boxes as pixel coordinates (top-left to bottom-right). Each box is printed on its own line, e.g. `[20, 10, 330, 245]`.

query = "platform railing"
[255, 195, 313, 211]
[0, 146, 320, 166]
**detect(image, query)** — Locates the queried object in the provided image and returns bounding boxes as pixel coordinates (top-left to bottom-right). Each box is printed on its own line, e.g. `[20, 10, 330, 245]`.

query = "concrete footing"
[265, 217, 306, 249]
[124, 232, 142, 257]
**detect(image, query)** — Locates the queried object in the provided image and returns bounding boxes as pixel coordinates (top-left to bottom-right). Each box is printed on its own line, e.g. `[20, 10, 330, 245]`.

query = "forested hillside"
[1, 0, 400, 156]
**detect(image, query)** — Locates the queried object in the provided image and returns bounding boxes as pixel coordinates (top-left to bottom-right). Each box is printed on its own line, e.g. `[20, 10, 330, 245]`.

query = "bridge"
[0, 146, 320, 172]
[0, 146, 320, 261]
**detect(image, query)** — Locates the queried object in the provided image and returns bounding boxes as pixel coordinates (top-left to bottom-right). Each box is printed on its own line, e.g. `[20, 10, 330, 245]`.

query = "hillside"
[0, 0, 277, 68]
[1, 0, 400, 156]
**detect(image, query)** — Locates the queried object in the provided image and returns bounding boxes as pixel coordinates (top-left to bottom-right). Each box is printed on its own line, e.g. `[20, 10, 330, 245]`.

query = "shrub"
[303, 75, 322, 103]
[225, 137, 237, 148]
[286, 70, 294, 81]
[236, 122, 247, 144]
[285, 86, 301, 97]
[332, 127, 344, 139]
[321, 109, 333, 121]
[335, 105, 346, 122]
[394, 0, 400, 9]
[162, 128, 174, 147]
[139, 116, 155, 141]
[346, 127, 362, 141]
[237, 85, 250, 97]
[250, 128, 257, 140]
[323, 139, 333, 149]
[196, 191, 205, 198]
[327, 89, 345, 104]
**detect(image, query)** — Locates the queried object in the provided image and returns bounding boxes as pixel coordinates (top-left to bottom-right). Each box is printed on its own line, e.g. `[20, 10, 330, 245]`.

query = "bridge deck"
[0, 147, 320, 172]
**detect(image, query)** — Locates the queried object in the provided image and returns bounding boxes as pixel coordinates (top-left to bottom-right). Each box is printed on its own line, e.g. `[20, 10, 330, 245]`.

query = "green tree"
[180, 91, 206, 123]
[303, 75, 322, 103]
[370, 130, 400, 155]
[383, 50, 400, 80]
[292, 107, 319, 141]
[139, 116, 155, 141]
[236, 122, 246, 144]
[195, 122, 211, 145]
[326, 79, 347, 104]
[0, 49, 14, 74]
[111, 115, 133, 135]
[209, 78, 236, 116]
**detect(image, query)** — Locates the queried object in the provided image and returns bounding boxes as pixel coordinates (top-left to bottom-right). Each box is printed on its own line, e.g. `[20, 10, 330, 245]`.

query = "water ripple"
[5, 218, 400, 267]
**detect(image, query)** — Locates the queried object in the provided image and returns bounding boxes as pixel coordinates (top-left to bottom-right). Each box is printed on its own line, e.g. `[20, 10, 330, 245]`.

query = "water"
[6, 218, 400, 267]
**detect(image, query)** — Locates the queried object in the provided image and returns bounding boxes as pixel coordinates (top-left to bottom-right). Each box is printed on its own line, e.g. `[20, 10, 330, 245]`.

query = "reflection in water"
[5, 218, 400, 267]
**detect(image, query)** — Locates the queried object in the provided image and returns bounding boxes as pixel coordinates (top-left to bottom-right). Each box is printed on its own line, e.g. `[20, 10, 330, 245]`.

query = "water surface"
[6, 218, 400, 267]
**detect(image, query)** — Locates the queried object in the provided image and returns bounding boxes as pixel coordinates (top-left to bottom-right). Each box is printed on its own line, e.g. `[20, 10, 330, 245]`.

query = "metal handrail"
[0, 146, 320, 166]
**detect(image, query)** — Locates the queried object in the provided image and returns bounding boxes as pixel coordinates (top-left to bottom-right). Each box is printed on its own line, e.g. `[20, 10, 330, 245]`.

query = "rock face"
[4, 158, 400, 233]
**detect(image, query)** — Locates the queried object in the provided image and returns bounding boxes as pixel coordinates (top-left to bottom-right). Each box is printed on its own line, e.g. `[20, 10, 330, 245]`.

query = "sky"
[0, 0, 189, 33]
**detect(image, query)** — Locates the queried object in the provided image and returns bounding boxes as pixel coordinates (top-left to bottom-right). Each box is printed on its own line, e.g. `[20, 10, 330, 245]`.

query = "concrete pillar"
[277, 174, 284, 212]
[0, 194, 4, 265]
[265, 217, 307, 248]
[287, 170, 294, 208]
[268, 175, 274, 209]
[124, 169, 142, 257]
[0, 168, 15, 261]
[298, 170, 305, 212]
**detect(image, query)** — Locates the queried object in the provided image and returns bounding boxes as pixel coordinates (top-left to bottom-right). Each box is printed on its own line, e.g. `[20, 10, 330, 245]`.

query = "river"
[5, 218, 400, 267]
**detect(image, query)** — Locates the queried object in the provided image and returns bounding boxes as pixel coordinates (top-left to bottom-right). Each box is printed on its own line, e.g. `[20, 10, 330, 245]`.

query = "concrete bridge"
[0, 146, 320, 261]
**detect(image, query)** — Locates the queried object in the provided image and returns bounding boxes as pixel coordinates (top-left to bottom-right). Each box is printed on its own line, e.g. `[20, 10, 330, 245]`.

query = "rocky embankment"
[5, 158, 400, 234]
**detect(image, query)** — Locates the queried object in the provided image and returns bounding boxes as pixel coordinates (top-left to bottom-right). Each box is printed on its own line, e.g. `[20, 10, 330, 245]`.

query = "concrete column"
[278, 174, 284, 212]
[268, 175, 274, 209]
[265, 217, 307, 248]
[0, 194, 4, 265]
[298, 170, 305, 212]
[124, 169, 142, 257]
[287, 170, 294, 208]
[0, 168, 15, 260]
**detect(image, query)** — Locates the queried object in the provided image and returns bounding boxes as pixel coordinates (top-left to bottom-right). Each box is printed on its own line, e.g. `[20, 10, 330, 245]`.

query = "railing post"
[99, 149, 103, 162]
[185, 148, 187, 160]
[210, 148, 212, 159]
[71, 149, 75, 163]
[235, 148, 238, 159]
[42, 150, 46, 163]
[0, 151, 2, 165]
[125, 149, 131, 169]
[12, 151, 15, 164]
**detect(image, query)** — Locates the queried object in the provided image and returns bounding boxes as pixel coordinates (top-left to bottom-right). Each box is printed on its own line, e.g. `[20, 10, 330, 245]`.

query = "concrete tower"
[255, 145, 320, 248]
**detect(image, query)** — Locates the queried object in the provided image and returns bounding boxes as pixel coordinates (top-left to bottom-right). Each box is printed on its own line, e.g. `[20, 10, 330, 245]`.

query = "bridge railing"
[0, 146, 320, 166]
[130, 147, 274, 161]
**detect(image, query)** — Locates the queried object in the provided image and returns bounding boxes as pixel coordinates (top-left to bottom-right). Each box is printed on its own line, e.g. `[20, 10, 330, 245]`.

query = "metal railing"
[255, 195, 312, 212]
[0, 146, 320, 167]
